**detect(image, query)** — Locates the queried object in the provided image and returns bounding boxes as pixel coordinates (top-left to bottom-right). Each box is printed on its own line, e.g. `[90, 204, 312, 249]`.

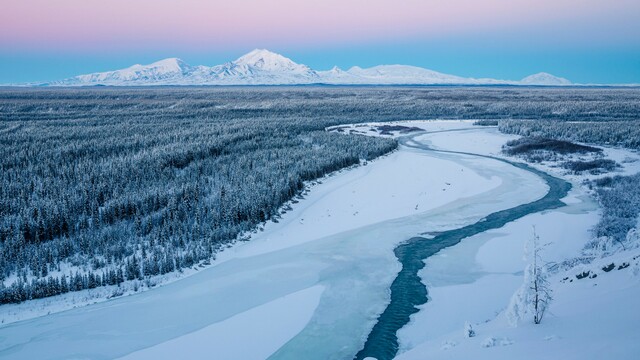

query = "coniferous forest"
[1, 86, 639, 304]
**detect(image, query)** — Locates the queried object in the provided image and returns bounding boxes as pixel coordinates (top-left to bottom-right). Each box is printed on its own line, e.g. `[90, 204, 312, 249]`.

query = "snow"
[74, 58, 191, 83]
[396, 188, 600, 353]
[390, 122, 640, 360]
[417, 126, 519, 155]
[602, 146, 640, 176]
[0, 121, 549, 359]
[415, 122, 640, 182]
[2, 120, 635, 360]
[328, 121, 640, 360]
[145, 58, 190, 73]
[232, 149, 502, 258]
[520, 72, 572, 86]
[396, 256, 640, 360]
[44, 50, 572, 86]
[234, 49, 314, 75]
[0, 265, 207, 325]
[120, 285, 325, 360]
[343, 64, 472, 85]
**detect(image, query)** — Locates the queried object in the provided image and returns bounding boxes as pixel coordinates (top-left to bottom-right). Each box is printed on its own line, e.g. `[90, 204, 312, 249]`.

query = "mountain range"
[43, 49, 572, 86]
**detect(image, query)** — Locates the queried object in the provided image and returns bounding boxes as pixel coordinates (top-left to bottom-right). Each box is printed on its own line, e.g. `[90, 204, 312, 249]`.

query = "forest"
[499, 120, 640, 149]
[1, 86, 639, 304]
[591, 173, 640, 249]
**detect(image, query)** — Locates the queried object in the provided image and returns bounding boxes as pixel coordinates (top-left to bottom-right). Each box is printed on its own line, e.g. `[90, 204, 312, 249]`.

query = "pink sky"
[2, 0, 638, 51]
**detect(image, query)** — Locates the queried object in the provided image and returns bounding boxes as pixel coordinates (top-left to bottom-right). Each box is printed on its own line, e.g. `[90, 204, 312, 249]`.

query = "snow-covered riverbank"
[0, 121, 551, 359]
[363, 122, 640, 360]
[4, 120, 635, 360]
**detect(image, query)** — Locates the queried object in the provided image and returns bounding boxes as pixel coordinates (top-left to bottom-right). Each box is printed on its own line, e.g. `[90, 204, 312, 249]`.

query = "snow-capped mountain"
[347, 65, 467, 84]
[315, 66, 352, 80]
[70, 58, 194, 84]
[204, 50, 320, 84]
[234, 49, 316, 75]
[520, 72, 572, 86]
[337, 65, 509, 85]
[46, 49, 572, 86]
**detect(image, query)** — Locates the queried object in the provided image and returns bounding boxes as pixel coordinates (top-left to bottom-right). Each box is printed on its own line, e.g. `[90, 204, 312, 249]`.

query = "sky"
[1, 0, 639, 84]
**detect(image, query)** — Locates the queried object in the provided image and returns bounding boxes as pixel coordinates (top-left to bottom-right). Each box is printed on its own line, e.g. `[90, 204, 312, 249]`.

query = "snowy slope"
[56, 58, 194, 85]
[520, 72, 572, 86]
[203, 49, 320, 84]
[317, 66, 361, 83]
[44, 50, 572, 86]
[234, 49, 315, 75]
[373, 123, 640, 360]
[342, 65, 507, 85]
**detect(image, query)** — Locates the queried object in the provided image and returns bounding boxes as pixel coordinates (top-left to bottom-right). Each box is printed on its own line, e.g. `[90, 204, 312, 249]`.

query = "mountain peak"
[149, 57, 188, 68]
[239, 49, 282, 59]
[520, 72, 571, 85]
[234, 49, 311, 73]
[126, 58, 191, 75]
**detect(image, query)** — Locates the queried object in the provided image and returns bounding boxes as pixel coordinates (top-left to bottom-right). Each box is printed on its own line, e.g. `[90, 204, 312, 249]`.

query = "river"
[0, 126, 558, 360]
[355, 131, 571, 360]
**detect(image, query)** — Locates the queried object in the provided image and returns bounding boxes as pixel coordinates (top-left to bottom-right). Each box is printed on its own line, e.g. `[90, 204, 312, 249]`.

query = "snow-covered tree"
[507, 227, 553, 326]
[464, 322, 476, 338]
[632, 259, 640, 277]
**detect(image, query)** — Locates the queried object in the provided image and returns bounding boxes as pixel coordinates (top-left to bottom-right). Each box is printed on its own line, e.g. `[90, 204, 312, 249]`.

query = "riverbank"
[352, 121, 640, 360]
[0, 122, 550, 359]
[355, 124, 572, 359]
[0, 121, 546, 359]
[5, 120, 628, 360]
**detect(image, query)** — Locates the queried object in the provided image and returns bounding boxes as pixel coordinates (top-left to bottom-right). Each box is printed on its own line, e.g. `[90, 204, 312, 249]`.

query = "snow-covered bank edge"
[0, 147, 401, 326]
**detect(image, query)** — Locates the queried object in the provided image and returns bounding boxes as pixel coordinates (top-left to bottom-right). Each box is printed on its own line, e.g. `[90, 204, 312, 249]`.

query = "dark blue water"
[354, 134, 572, 360]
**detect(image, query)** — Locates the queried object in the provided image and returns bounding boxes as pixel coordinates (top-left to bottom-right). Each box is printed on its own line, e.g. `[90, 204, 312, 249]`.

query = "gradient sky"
[1, 0, 639, 84]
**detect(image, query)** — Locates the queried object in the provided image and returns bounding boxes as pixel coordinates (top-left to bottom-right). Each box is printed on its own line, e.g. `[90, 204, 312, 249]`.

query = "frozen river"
[0, 124, 553, 360]
[355, 132, 570, 360]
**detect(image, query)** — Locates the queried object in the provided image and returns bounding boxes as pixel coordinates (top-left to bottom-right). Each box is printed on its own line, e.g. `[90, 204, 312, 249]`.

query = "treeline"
[2, 87, 640, 124]
[591, 173, 640, 249]
[496, 114, 640, 253]
[499, 120, 640, 149]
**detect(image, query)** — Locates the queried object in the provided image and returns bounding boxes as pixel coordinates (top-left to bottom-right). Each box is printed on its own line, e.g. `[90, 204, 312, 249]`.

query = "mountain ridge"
[44, 49, 572, 86]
